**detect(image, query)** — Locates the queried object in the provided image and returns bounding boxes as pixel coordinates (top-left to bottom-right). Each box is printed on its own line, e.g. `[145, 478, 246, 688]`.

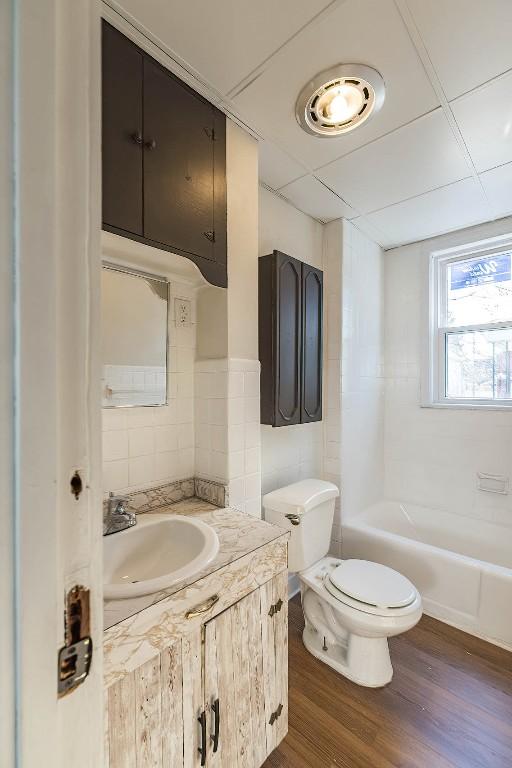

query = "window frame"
[427, 240, 512, 409]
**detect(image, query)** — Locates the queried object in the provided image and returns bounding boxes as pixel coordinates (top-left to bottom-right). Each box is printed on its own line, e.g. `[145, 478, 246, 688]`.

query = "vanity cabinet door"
[204, 571, 288, 767]
[105, 632, 202, 768]
[102, 21, 143, 237]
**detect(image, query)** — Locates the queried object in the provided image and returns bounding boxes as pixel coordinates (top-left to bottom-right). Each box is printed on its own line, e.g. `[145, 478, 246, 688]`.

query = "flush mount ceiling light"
[296, 64, 385, 138]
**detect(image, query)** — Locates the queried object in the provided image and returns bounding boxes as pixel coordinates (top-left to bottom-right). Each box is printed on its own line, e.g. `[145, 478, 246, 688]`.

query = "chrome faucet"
[103, 493, 137, 536]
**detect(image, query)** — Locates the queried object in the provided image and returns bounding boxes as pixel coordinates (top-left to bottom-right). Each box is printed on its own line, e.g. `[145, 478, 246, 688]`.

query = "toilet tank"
[262, 479, 339, 572]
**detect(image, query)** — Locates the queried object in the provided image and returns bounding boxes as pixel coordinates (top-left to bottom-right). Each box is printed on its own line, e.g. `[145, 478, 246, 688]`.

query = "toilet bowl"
[263, 480, 422, 687]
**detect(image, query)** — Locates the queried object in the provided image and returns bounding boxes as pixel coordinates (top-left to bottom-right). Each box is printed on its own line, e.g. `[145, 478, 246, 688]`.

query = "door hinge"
[203, 230, 216, 243]
[57, 585, 93, 697]
[269, 702, 283, 725]
[268, 598, 283, 618]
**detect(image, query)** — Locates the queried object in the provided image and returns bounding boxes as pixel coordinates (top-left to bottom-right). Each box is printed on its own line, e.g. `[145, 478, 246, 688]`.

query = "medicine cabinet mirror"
[101, 264, 169, 408]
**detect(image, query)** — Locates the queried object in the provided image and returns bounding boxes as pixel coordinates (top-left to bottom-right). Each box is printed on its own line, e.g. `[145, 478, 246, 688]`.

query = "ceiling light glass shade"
[296, 64, 385, 138]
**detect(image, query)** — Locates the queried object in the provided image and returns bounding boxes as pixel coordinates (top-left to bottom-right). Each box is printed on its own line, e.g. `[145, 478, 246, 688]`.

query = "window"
[430, 244, 512, 407]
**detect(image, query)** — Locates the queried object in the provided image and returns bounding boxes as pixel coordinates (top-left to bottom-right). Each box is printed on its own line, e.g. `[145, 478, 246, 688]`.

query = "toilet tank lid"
[262, 479, 339, 516]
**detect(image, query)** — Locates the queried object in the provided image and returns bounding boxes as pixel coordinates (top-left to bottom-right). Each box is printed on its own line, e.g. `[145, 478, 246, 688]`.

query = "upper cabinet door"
[301, 263, 323, 423]
[275, 252, 302, 427]
[143, 57, 215, 262]
[102, 22, 143, 236]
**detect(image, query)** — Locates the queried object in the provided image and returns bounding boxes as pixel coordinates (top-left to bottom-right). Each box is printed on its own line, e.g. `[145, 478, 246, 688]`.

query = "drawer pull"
[185, 594, 219, 619]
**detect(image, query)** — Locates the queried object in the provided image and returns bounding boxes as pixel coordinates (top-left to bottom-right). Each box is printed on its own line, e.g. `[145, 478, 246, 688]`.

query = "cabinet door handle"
[211, 698, 220, 753]
[198, 710, 207, 766]
[185, 594, 219, 619]
[203, 230, 215, 243]
[144, 138, 157, 150]
[130, 131, 143, 145]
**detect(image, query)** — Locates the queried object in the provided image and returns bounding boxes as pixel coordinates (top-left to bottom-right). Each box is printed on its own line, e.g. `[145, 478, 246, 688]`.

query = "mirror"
[101, 264, 169, 408]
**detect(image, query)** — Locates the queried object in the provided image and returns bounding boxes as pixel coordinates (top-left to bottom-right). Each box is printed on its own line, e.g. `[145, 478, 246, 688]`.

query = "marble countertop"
[104, 498, 288, 629]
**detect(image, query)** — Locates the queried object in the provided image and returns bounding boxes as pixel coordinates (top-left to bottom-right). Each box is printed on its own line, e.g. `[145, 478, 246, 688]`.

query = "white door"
[2, 1, 104, 766]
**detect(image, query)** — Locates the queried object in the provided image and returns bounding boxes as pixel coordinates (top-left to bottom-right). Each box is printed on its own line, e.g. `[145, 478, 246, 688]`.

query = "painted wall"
[258, 186, 324, 499]
[324, 220, 385, 553]
[383, 216, 512, 528]
[226, 120, 259, 360]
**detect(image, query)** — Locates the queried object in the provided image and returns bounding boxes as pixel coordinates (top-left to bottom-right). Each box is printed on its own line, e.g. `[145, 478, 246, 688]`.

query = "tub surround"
[104, 497, 288, 628]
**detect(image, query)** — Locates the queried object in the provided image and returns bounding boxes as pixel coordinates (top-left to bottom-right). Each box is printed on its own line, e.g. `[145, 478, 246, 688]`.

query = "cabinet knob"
[145, 138, 157, 150]
[130, 131, 143, 145]
[203, 230, 215, 243]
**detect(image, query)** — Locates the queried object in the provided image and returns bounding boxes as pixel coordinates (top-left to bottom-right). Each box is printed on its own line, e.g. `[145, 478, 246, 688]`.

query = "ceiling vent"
[296, 64, 385, 138]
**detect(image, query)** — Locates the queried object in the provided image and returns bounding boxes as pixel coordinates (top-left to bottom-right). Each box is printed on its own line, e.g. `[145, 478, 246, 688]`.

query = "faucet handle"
[108, 492, 130, 515]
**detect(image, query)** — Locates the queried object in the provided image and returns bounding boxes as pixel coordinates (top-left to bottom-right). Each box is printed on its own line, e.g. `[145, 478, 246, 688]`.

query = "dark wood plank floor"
[264, 595, 512, 768]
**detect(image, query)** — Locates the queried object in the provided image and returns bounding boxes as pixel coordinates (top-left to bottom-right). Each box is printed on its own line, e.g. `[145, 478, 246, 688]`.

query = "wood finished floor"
[263, 596, 512, 768]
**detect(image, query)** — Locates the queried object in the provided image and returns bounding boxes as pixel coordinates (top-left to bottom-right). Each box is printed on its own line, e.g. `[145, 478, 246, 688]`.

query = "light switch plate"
[175, 298, 191, 327]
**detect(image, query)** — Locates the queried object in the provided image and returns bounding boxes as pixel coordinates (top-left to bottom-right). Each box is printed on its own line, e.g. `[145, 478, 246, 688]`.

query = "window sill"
[421, 401, 512, 411]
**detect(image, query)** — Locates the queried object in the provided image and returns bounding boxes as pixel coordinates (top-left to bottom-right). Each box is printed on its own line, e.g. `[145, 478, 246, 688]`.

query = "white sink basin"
[103, 514, 219, 599]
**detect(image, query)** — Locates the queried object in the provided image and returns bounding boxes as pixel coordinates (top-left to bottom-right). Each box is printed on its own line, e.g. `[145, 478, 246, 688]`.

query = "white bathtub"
[342, 501, 512, 650]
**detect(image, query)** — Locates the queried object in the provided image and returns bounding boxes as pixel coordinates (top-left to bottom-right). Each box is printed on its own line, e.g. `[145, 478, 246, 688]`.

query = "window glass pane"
[446, 327, 512, 399]
[446, 251, 512, 326]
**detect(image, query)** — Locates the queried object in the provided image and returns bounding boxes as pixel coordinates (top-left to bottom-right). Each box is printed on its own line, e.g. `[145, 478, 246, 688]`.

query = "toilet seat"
[324, 559, 417, 616]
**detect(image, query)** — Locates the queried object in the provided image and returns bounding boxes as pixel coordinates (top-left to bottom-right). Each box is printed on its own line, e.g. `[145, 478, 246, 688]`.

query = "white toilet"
[263, 479, 422, 688]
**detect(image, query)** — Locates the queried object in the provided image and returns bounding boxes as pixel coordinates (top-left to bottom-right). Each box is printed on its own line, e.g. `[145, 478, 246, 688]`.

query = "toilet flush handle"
[285, 514, 301, 526]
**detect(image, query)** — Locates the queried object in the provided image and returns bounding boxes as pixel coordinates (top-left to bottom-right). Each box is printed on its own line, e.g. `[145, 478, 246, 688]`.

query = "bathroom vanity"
[103, 500, 289, 768]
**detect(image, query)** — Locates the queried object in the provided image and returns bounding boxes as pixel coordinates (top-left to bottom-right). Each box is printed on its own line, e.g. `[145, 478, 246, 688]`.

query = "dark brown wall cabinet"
[102, 21, 227, 287]
[259, 251, 323, 427]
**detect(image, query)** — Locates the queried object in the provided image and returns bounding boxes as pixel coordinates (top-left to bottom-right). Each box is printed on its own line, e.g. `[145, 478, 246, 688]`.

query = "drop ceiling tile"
[279, 175, 355, 222]
[406, 0, 512, 100]
[316, 109, 471, 214]
[350, 217, 387, 247]
[366, 178, 491, 248]
[451, 71, 512, 173]
[480, 162, 512, 219]
[258, 140, 307, 190]
[232, 0, 439, 170]
[111, 0, 333, 95]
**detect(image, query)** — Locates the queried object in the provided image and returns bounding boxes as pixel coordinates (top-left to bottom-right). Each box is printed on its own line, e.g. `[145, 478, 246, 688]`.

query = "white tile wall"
[194, 358, 262, 516]
[323, 219, 385, 553]
[383, 218, 512, 528]
[102, 280, 196, 495]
